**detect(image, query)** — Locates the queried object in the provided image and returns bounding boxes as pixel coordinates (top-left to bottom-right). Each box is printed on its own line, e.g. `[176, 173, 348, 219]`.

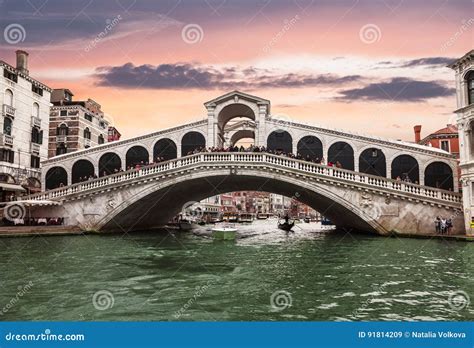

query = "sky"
[0, 0, 472, 142]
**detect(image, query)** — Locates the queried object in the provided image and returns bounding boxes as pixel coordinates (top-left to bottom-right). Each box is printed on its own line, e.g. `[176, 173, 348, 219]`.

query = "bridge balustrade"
[27, 152, 462, 205]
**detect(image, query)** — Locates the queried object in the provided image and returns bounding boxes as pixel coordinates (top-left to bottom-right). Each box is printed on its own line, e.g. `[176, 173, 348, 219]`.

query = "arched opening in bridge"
[45, 167, 67, 189]
[100, 172, 382, 234]
[230, 130, 255, 147]
[126, 146, 149, 169]
[391, 155, 419, 183]
[72, 160, 95, 183]
[99, 153, 122, 177]
[297, 136, 323, 161]
[359, 148, 386, 177]
[218, 104, 256, 147]
[153, 138, 177, 161]
[181, 132, 206, 156]
[267, 131, 292, 153]
[424, 162, 454, 191]
[328, 142, 354, 170]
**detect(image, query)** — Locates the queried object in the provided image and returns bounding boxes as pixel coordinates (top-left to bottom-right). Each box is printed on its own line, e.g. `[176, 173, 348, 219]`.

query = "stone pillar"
[256, 103, 268, 147]
[206, 104, 216, 148]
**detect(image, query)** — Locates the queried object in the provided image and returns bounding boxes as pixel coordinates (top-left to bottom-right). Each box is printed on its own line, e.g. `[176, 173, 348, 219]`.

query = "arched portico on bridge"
[99, 153, 122, 177]
[391, 154, 419, 183]
[267, 131, 293, 154]
[153, 138, 177, 161]
[328, 141, 354, 170]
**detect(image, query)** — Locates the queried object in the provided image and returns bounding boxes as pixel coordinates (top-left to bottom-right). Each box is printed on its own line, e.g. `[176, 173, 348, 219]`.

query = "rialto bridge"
[25, 91, 464, 235]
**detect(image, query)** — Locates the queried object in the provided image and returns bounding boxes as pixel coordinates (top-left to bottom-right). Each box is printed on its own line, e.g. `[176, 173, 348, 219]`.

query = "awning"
[0, 183, 26, 192]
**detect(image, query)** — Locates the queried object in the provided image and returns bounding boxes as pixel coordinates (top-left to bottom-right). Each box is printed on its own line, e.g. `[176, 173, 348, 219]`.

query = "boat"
[223, 212, 239, 223]
[211, 225, 237, 240]
[278, 219, 295, 231]
[178, 220, 193, 231]
[239, 213, 254, 223]
[256, 213, 269, 220]
[304, 217, 310, 223]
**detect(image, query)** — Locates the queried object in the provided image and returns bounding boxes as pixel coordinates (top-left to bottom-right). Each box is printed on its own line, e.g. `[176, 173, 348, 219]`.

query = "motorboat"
[211, 225, 237, 240]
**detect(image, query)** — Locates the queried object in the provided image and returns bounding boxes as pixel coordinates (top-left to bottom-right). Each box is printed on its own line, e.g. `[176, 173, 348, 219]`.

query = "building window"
[57, 124, 69, 136]
[30, 155, 40, 168]
[33, 102, 40, 117]
[56, 144, 67, 155]
[440, 140, 450, 152]
[85, 114, 93, 122]
[3, 69, 17, 83]
[98, 134, 105, 144]
[3, 117, 12, 135]
[0, 149, 14, 163]
[32, 85, 43, 96]
[467, 71, 474, 105]
[5, 89, 13, 106]
[84, 127, 91, 139]
[60, 110, 68, 116]
[31, 127, 43, 144]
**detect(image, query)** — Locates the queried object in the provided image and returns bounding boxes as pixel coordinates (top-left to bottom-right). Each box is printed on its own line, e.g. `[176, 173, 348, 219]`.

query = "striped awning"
[0, 183, 26, 192]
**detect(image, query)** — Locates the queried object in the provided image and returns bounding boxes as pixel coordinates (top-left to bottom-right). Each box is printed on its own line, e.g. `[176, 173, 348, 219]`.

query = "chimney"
[414, 125, 422, 143]
[15, 50, 29, 75]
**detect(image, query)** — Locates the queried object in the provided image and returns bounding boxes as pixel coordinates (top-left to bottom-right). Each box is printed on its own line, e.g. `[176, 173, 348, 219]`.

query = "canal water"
[0, 220, 473, 321]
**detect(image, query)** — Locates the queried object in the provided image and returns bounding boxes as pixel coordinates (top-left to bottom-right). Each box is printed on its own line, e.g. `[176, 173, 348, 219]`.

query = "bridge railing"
[27, 152, 462, 205]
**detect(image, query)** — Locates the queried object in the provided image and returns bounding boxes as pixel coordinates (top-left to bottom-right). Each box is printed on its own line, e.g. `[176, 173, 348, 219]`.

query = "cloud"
[94, 62, 363, 90]
[337, 77, 455, 102]
[399, 57, 456, 67]
[377, 57, 456, 69]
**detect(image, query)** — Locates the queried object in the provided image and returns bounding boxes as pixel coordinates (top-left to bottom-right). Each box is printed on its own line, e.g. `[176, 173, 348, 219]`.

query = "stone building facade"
[48, 88, 110, 158]
[449, 50, 474, 234]
[0, 50, 51, 199]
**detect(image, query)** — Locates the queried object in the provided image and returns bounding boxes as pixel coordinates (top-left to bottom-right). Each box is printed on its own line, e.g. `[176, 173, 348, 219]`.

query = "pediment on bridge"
[204, 90, 270, 108]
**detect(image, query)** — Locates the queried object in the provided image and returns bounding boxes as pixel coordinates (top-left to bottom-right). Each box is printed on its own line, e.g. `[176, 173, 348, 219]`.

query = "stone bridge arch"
[96, 168, 385, 234]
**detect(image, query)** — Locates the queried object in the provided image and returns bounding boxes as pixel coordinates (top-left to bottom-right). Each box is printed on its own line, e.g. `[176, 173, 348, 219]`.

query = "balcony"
[31, 116, 41, 128]
[0, 133, 13, 147]
[30, 142, 41, 155]
[84, 138, 92, 147]
[2, 104, 15, 118]
[56, 135, 67, 143]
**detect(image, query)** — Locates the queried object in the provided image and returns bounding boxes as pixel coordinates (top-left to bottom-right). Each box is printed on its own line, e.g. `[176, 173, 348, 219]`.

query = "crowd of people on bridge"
[75, 146, 346, 184]
[187, 145, 345, 168]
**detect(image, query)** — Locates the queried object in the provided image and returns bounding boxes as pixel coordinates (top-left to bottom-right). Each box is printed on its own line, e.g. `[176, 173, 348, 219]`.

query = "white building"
[0, 50, 51, 199]
[449, 50, 474, 234]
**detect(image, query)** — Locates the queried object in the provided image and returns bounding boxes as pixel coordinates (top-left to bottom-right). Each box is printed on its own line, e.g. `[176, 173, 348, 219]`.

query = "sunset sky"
[0, 0, 472, 142]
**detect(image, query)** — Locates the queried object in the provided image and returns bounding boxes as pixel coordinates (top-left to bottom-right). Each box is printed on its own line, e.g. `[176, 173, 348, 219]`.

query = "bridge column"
[354, 149, 360, 172]
[419, 166, 425, 186]
[206, 104, 216, 147]
[255, 103, 268, 147]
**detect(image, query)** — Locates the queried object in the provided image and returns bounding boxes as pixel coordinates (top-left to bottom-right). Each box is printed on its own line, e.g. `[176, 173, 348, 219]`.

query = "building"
[108, 126, 121, 142]
[0, 50, 51, 199]
[414, 124, 460, 190]
[449, 50, 474, 234]
[49, 88, 111, 158]
[415, 124, 460, 155]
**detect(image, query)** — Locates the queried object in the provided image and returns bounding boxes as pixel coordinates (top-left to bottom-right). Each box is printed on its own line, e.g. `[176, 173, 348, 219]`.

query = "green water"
[0, 221, 473, 321]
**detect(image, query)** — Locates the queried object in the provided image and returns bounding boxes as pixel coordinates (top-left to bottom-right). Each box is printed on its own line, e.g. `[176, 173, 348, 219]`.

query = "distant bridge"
[30, 152, 463, 235]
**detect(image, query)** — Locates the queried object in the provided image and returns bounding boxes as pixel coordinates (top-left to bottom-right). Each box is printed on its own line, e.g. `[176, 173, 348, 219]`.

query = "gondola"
[278, 220, 295, 231]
